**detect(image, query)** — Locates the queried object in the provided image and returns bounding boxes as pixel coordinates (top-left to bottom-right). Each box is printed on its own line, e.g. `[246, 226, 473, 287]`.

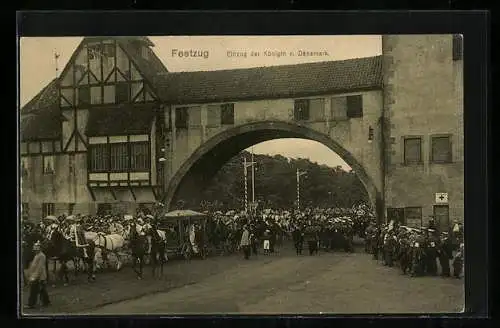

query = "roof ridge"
[155, 55, 381, 76]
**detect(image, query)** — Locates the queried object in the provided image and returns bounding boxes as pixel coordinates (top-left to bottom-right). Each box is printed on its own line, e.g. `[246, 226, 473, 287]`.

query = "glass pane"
[432, 137, 450, 162]
[189, 106, 202, 126]
[103, 85, 115, 104]
[404, 138, 421, 163]
[91, 86, 102, 105]
[29, 142, 40, 153]
[20, 142, 27, 154]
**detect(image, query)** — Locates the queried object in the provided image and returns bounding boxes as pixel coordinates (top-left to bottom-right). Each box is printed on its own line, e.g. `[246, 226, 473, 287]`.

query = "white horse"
[84, 231, 126, 270]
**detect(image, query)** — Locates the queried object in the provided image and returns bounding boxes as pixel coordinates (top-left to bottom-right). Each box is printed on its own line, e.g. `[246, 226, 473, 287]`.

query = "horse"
[84, 231, 125, 271]
[145, 224, 168, 278]
[127, 224, 149, 279]
[45, 228, 95, 285]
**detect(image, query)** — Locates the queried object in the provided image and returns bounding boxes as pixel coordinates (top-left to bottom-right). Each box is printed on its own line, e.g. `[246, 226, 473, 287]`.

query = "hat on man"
[33, 240, 41, 250]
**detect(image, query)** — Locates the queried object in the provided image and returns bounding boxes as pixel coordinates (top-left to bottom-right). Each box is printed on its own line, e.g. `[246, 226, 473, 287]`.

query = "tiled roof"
[86, 103, 157, 137]
[155, 55, 383, 104]
[20, 105, 62, 141]
[21, 79, 59, 115]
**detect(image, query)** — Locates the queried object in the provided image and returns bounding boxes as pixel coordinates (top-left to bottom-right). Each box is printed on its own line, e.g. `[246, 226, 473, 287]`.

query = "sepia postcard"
[19, 35, 465, 316]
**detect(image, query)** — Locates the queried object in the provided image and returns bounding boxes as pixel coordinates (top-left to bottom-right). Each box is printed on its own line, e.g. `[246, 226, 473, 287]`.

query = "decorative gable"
[57, 38, 159, 109]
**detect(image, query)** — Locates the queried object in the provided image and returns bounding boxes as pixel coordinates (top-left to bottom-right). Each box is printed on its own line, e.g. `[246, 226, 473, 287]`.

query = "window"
[78, 85, 90, 105]
[110, 143, 129, 171]
[346, 95, 363, 118]
[431, 135, 452, 163]
[309, 98, 325, 121]
[452, 34, 463, 61]
[89, 144, 109, 172]
[91, 86, 102, 105]
[115, 83, 130, 103]
[43, 155, 55, 175]
[386, 207, 404, 225]
[294, 99, 310, 121]
[433, 205, 450, 232]
[42, 203, 55, 217]
[176, 107, 189, 129]
[103, 85, 115, 104]
[20, 142, 28, 155]
[130, 142, 150, 171]
[68, 203, 75, 215]
[404, 137, 422, 165]
[220, 103, 235, 125]
[404, 207, 423, 228]
[331, 97, 347, 120]
[21, 157, 29, 177]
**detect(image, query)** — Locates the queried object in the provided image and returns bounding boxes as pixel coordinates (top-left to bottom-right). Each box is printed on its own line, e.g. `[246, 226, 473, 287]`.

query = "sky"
[19, 36, 382, 170]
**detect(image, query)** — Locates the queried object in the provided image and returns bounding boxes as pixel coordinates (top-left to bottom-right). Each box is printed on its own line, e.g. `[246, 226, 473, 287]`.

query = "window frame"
[294, 99, 310, 121]
[42, 155, 56, 175]
[430, 134, 453, 164]
[109, 142, 129, 172]
[42, 203, 55, 217]
[115, 82, 130, 103]
[220, 103, 235, 125]
[404, 206, 423, 228]
[77, 85, 91, 105]
[175, 107, 189, 129]
[88, 143, 110, 172]
[402, 136, 423, 165]
[130, 141, 151, 172]
[346, 94, 363, 118]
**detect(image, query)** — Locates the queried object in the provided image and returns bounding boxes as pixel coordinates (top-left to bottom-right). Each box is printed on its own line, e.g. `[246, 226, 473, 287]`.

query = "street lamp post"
[296, 168, 307, 211]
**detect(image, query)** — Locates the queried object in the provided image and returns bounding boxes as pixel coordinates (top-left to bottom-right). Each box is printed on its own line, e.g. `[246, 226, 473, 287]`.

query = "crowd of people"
[21, 202, 464, 309]
[364, 218, 464, 278]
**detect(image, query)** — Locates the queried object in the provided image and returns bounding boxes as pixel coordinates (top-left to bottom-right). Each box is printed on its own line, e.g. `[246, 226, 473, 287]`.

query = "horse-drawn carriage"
[157, 209, 209, 260]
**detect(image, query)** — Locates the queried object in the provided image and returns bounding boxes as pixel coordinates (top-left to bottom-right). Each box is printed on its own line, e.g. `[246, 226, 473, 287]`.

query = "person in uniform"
[425, 229, 438, 276]
[239, 224, 251, 260]
[438, 232, 453, 277]
[452, 242, 464, 279]
[25, 241, 50, 309]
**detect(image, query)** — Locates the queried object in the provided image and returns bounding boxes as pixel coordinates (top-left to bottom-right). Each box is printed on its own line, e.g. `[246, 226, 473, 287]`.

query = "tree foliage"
[190, 151, 369, 210]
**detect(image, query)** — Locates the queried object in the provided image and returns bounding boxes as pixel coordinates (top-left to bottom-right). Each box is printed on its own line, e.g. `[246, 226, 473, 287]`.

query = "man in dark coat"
[425, 229, 438, 276]
[292, 225, 304, 255]
[438, 234, 453, 277]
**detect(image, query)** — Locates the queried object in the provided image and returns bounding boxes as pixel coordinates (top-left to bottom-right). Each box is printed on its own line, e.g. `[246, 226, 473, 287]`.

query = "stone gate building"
[19, 35, 464, 230]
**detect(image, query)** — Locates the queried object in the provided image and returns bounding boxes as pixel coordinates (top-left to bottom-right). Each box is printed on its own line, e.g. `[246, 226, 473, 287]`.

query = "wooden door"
[433, 205, 450, 232]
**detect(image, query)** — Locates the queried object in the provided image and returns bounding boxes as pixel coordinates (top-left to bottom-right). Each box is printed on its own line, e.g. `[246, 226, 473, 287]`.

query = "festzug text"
[171, 49, 210, 59]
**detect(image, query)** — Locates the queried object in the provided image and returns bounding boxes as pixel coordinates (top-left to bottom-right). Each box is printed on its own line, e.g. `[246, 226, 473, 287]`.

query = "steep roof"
[20, 105, 62, 141]
[20, 78, 59, 115]
[155, 55, 383, 104]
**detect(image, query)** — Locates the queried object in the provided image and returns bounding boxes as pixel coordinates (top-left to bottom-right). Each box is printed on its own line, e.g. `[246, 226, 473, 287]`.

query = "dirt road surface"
[21, 242, 463, 315]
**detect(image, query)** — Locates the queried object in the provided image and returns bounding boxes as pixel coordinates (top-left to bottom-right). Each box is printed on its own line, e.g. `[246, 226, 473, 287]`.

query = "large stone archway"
[164, 121, 384, 222]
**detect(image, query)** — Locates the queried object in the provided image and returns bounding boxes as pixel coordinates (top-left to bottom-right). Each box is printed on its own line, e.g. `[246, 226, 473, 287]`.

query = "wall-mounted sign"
[435, 193, 448, 204]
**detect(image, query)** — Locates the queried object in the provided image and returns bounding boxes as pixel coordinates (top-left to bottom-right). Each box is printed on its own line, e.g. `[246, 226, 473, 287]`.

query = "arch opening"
[164, 121, 383, 222]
